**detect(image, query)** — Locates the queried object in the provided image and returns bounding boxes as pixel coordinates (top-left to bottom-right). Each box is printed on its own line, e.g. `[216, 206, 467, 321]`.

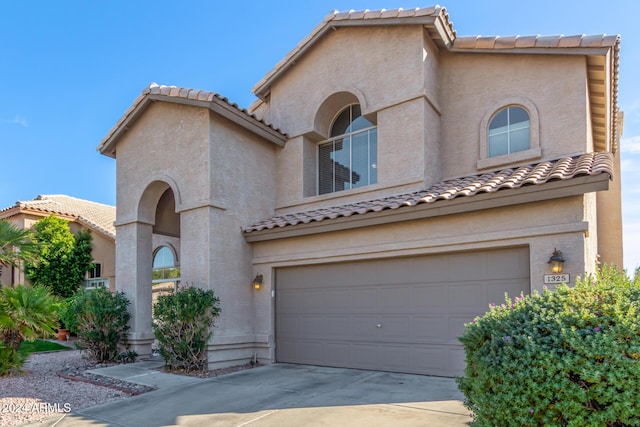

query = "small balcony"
[84, 278, 109, 290]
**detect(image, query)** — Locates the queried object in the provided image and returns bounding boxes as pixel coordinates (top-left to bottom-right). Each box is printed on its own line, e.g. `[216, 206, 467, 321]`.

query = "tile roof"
[0, 195, 116, 239]
[452, 34, 619, 50]
[98, 83, 287, 157]
[244, 152, 613, 233]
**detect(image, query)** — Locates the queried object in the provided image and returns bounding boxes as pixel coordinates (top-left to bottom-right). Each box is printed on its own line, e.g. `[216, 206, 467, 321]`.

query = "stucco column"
[115, 220, 154, 356]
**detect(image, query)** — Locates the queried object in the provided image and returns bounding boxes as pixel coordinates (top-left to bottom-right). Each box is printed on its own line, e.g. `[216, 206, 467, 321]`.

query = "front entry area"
[275, 247, 530, 377]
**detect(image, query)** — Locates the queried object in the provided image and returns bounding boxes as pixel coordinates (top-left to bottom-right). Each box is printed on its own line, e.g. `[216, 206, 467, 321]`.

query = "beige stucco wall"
[596, 150, 624, 268]
[112, 101, 278, 365]
[438, 52, 590, 179]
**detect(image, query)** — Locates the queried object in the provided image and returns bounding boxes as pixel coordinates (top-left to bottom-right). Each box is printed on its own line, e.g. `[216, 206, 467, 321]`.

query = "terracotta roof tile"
[0, 195, 116, 239]
[453, 33, 618, 50]
[99, 83, 287, 153]
[244, 153, 613, 233]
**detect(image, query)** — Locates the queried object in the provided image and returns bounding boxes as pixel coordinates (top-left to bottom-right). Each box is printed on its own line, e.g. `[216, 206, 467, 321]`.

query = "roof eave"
[98, 89, 288, 158]
[244, 173, 610, 242]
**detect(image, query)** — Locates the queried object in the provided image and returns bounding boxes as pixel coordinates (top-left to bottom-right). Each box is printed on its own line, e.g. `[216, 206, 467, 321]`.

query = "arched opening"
[150, 187, 181, 311]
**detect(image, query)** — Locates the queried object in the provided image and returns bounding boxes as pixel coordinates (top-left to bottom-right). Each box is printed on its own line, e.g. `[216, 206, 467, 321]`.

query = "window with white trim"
[152, 246, 180, 300]
[318, 104, 377, 195]
[488, 106, 530, 157]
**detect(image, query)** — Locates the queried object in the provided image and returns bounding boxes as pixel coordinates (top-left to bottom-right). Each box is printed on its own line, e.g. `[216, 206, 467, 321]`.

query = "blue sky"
[1, 0, 638, 271]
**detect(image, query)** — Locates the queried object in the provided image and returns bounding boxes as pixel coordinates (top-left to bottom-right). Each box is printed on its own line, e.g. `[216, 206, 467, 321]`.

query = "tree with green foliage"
[24, 216, 94, 298]
[0, 220, 36, 278]
[457, 265, 640, 427]
[0, 284, 59, 375]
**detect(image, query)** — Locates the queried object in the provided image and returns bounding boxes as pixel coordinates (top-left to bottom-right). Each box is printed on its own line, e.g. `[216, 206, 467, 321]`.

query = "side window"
[488, 106, 530, 157]
[478, 98, 541, 170]
[318, 104, 377, 195]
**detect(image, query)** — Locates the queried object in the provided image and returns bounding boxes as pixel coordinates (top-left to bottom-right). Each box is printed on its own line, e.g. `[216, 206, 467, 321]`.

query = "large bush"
[24, 215, 94, 298]
[153, 285, 221, 373]
[457, 265, 640, 427]
[67, 288, 130, 362]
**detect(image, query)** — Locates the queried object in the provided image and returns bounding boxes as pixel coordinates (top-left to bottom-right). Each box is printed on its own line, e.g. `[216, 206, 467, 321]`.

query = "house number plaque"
[543, 274, 570, 284]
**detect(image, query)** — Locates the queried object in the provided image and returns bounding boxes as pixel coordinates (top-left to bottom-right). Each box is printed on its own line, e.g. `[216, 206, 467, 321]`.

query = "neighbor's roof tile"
[1, 195, 116, 239]
[244, 152, 613, 233]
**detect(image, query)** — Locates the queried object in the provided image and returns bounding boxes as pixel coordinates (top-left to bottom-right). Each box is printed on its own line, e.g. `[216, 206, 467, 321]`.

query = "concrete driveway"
[32, 364, 472, 427]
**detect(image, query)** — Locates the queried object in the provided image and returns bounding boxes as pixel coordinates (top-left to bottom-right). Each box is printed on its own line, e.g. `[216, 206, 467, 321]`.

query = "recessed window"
[152, 246, 180, 301]
[488, 106, 530, 157]
[318, 104, 377, 195]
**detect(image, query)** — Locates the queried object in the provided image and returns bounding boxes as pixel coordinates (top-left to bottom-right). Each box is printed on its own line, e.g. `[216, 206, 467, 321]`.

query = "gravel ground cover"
[0, 350, 140, 427]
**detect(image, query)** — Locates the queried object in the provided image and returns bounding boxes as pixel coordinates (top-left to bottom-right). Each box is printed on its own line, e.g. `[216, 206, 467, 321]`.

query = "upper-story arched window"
[318, 104, 377, 195]
[488, 106, 530, 157]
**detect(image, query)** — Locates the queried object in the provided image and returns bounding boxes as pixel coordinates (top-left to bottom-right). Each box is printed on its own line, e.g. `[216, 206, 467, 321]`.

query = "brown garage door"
[276, 247, 530, 377]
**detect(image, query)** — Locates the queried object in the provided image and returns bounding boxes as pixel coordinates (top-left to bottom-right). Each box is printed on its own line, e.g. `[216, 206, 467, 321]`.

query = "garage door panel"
[486, 279, 529, 302]
[351, 288, 378, 312]
[378, 286, 412, 312]
[379, 317, 411, 340]
[412, 316, 449, 342]
[380, 345, 411, 371]
[412, 285, 449, 310]
[300, 316, 325, 338]
[351, 316, 379, 338]
[324, 289, 351, 313]
[324, 342, 350, 365]
[410, 346, 451, 375]
[351, 343, 380, 368]
[324, 316, 351, 338]
[453, 252, 488, 281]
[448, 282, 489, 310]
[276, 247, 530, 377]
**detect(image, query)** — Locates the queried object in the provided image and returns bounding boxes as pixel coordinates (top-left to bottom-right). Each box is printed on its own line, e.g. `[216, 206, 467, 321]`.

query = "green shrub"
[67, 288, 130, 362]
[58, 295, 79, 333]
[457, 265, 640, 427]
[153, 285, 221, 373]
[0, 284, 59, 352]
[0, 342, 28, 376]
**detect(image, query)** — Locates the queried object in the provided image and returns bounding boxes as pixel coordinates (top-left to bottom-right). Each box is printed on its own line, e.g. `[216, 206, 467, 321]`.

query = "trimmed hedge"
[457, 265, 640, 427]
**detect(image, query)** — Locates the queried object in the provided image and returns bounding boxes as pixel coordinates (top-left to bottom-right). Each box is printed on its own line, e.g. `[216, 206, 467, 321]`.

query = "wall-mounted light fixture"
[547, 249, 565, 274]
[252, 274, 263, 291]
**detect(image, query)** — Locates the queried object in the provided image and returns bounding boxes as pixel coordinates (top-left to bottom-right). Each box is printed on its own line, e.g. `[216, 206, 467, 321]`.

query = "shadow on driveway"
[36, 364, 472, 427]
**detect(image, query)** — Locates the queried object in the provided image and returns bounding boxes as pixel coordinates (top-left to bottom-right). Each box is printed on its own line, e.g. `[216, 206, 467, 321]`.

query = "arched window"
[488, 106, 530, 157]
[152, 246, 180, 301]
[318, 104, 377, 195]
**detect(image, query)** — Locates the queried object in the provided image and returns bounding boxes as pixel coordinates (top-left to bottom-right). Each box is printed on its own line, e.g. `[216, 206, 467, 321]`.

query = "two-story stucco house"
[0, 194, 116, 292]
[98, 6, 623, 377]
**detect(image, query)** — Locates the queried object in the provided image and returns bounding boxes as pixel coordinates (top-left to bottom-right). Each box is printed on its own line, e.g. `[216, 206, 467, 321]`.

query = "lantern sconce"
[547, 249, 566, 274]
[252, 274, 263, 291]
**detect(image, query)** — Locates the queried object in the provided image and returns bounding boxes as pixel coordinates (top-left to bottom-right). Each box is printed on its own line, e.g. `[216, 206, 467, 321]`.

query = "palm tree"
[0, 220, 36, 270]
[0, 285, 59, 351]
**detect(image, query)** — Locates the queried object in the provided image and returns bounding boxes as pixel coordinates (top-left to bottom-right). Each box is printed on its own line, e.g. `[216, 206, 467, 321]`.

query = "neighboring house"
[98, 6, 623, 377]
[0, 195, 116, 292]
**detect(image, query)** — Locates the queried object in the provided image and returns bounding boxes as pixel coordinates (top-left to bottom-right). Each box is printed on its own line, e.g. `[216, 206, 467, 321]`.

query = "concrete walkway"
[28, 363, 472, 427]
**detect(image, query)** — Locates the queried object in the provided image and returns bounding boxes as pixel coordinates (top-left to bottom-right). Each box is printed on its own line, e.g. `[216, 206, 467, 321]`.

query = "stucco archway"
[115, 179, 182, 357]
